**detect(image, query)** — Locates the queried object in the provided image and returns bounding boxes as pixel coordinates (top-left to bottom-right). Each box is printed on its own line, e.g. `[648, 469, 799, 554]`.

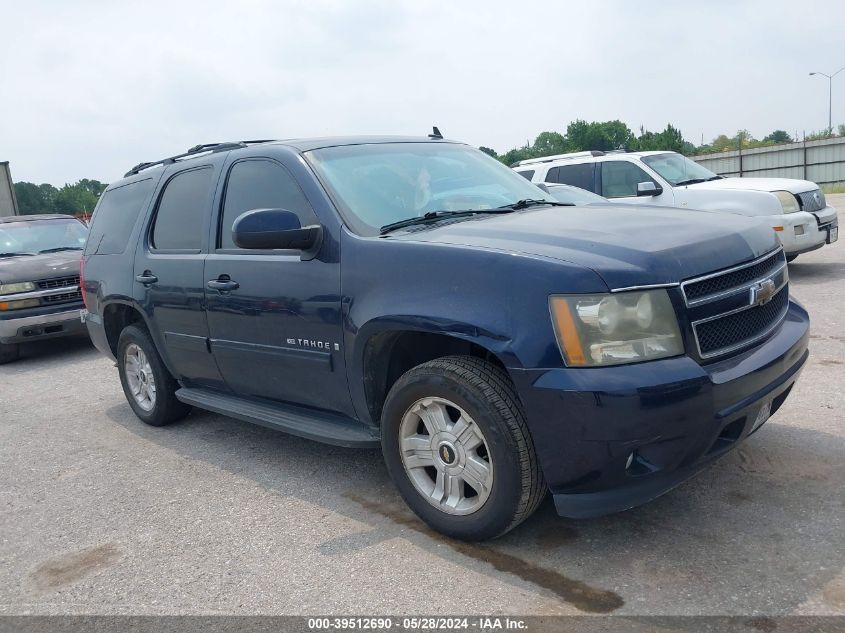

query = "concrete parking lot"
[1, 200, 843, 617]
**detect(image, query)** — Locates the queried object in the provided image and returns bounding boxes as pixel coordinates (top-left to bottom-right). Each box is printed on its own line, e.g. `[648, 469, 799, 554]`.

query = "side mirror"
[232, 208, 322, 258]
[636, 181, 663, 197]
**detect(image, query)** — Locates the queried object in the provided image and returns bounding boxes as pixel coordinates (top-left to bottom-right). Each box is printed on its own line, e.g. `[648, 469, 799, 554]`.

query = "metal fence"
[692, 136, 845, 185]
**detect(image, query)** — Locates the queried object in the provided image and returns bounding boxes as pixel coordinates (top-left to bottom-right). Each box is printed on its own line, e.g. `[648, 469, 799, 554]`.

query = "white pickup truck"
[514, 150, 838, 261]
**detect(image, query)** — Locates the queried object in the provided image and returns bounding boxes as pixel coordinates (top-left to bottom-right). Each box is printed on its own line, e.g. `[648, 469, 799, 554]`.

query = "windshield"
[547, 184, 607, 205]
[0, 218, 88, 255]
[641, 152, 718, 186]
[306, 142, 557, 235]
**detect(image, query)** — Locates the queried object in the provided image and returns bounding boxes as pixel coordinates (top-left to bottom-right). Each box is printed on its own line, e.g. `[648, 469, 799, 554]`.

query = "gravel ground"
[0, 202, 843, 616]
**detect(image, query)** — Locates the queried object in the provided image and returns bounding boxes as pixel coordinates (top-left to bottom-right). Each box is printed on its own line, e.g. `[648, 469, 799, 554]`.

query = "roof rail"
[124, 140, 275, 177]
[512, 150, 605, 168]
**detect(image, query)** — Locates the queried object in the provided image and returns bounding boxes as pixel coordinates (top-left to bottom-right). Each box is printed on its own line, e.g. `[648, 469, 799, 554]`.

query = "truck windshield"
[306, 142, 557, 236]
[642, 153, 719, 186]
[0, 219, 88, 255]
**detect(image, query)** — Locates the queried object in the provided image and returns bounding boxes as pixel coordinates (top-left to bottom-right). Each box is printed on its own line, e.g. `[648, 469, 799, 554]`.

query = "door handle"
[135, 271, 158, 285]
[207, 278, 240, 292]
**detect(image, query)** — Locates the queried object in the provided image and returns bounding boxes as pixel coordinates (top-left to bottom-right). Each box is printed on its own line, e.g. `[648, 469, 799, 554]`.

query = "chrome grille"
[37, 276, 80, 290]
[797, 189, 825, 213]
[682, 249, 789, 360]
[41, 288, 82, 304]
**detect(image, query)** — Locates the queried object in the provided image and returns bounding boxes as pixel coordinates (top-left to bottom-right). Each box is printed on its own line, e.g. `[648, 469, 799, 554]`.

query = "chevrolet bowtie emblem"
[751, 278, 776, 306]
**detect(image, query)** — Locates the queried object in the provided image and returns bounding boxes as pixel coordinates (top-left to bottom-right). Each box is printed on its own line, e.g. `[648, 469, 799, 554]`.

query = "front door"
[599, 160, 674, 206]
[134, 163, 225, 389]
[204, 157, 353, 416]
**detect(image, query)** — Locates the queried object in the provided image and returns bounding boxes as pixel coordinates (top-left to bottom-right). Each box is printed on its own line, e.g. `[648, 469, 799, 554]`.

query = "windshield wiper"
[380, 209, 516, 235]
[497, 199, 574, 210]
[674, 178, 708, 187]
[38, 246, 83, 253]
[707, 175, 724, 181]
[0, 252, 35, 257]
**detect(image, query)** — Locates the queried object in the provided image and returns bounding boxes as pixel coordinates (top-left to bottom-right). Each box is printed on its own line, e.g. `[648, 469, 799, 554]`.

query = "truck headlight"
[0, 281, 36, 294]
[0, 298, 40, 311]
[774, 191, 799, 213]
[549, 289, 683, 366]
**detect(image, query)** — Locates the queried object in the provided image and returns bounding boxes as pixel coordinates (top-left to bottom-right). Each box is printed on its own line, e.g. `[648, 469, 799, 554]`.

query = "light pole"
[809, 66, 845, 133]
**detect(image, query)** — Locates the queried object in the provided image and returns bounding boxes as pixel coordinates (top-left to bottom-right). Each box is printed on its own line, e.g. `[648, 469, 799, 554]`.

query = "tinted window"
[600, 161, 656, 198]
[547, 185, 607, 205]
[551, 163, 595, 191]
[85, 179, 154, 255]
[515, 170, 534, 180]
[219, 160, 315, 249]
[152, 168, 213, 250]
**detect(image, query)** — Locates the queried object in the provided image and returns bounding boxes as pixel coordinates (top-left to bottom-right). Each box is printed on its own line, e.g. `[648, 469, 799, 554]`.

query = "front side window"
[151, 168, 213, 251]
[600, 161, 656, 198]
[306, 142, 557, 236]
[641, 152, 719, 186]
[515, 169, 534, 180]
[219, 160, 315, 249]
[547, 185, 607, 205]
[0, 218, 88, 256]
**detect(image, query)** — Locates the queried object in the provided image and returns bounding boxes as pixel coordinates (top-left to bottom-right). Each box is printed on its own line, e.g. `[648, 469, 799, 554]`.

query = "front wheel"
[117, 324, 191, 426]
[786, 254, 799, 263]
[0, 343, 20, 365]
[381, 356, 545, 540]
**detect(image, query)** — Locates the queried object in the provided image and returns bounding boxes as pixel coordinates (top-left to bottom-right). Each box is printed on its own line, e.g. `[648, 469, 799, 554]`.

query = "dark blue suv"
[82, 136, 809, 540]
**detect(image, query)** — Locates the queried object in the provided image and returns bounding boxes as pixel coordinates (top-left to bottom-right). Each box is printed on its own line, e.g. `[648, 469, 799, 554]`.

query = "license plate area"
[828, 226, 838, 243]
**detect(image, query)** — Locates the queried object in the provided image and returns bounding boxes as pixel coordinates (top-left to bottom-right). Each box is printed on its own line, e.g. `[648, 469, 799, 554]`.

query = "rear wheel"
[117, 324, 191, 426]
[381, 356, 545, 540]
[0, 343, 20, 365]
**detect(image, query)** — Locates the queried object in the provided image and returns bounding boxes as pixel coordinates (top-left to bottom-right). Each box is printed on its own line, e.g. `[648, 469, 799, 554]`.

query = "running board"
[175, 387, 380, 448]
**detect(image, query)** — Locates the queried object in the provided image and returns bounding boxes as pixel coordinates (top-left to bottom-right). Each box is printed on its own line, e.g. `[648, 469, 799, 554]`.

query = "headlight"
[0, 281, 36, 294]
[774, 191, 799, 213]
[549, 289, 683, 366]
[0, 298, 40, 311]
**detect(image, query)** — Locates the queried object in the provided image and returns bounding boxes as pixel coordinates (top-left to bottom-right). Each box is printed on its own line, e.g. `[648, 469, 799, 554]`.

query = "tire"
[0, 343, 20, 365]
[381, 356, 545, 541]
[117, 324, 191, 426]
[786, 254, 799, 263]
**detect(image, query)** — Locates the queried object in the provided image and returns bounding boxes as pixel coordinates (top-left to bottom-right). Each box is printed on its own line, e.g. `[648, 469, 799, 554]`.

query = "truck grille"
[683, 250, 785, 303]
[37, 276, 80, 290]
[41, 288, 82, 304]
[682, 249, 789, 360]
[797, 189, 825, 213]
[695, 287, 789, 357]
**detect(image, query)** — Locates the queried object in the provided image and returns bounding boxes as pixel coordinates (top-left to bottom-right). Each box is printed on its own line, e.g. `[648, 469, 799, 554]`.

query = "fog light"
[794, 225, 805, 235]
[773, 226, 784, 232]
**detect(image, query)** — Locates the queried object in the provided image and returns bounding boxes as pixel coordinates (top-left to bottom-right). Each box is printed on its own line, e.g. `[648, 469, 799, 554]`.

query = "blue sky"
[2, 0, 844, 184]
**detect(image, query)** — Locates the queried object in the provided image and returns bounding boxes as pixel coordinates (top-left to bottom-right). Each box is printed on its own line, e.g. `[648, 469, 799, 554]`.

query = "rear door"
[545, 162, 599, 194]
[204, 155, 353, 416]
[134, 161, 226, 389]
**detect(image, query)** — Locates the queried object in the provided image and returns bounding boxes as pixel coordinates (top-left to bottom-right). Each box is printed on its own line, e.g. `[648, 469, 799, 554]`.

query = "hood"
[0, 251, 81, 285]
[688, 177, 817, 194]
[389, 204, 781, 290]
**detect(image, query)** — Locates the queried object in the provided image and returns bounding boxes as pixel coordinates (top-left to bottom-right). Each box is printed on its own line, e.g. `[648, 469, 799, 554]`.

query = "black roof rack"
[124, 140, 276, 177]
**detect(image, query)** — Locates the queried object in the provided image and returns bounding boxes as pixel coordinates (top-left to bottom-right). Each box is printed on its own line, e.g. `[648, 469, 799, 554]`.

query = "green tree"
[478, 146, 499, 159]
[838, 123, 845, 137]
[531, 131, 569, 157]
[13, 182, 58, 214]
[53, 183, 98, 215]
[76, 178, 108, 198]
[565, 119, 635, 151]
[633, 124, 685, 152]
[762, 130, 792, 144]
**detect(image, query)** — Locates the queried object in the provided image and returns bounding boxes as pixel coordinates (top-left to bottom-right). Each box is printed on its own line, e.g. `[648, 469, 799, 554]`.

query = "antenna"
[428, 126, 443, 139]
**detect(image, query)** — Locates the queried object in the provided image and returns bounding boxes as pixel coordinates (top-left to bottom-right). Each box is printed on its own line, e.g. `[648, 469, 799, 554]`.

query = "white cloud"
[1, 0, 843, 184]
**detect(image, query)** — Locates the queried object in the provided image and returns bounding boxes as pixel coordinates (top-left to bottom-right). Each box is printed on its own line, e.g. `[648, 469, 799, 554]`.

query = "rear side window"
[547, 163, 595, 191]
[515, 169, 534, 181]
[600, 161, 656, 198]
[84, 179, 154, 255]
[151, 168, 213, 251]
[219, 159, 315, 249]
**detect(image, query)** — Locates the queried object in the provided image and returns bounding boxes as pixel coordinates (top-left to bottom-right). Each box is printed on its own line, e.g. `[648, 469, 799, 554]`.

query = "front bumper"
[509, 300, 809, 518]
[0, 305, 87, 344]
[770, 207, 838, 254]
